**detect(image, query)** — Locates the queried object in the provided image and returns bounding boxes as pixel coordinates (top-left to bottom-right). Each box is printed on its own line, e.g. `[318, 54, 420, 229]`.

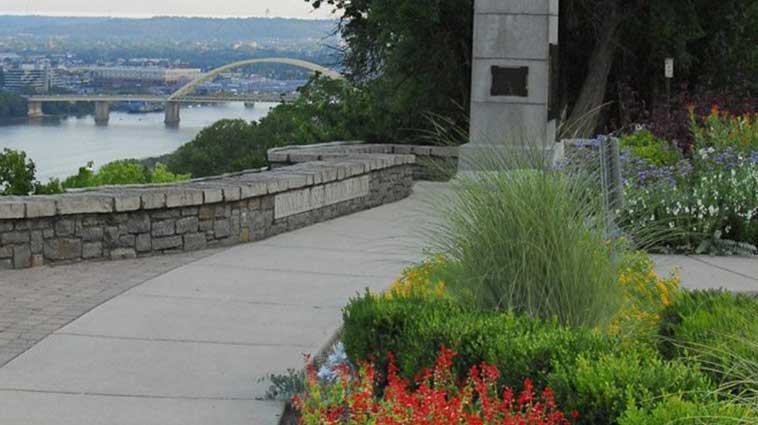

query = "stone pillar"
[27, 101, 44, 118]
[164, 102, 181, 126]
[461, 0, 560, 169]
[94, 101, 110, 125]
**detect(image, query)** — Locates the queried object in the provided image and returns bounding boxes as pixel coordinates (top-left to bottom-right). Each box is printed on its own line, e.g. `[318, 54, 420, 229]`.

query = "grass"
[424, 145, 625, 328]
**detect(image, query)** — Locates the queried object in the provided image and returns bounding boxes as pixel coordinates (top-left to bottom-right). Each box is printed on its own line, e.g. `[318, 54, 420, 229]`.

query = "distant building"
[78, 66, 203, 87]
[2, 65, 52, 93]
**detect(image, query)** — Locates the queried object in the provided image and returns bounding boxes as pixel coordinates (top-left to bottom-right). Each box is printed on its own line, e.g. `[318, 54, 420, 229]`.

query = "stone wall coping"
[0, 151, 415, 220]
[268, 141, 460, 164]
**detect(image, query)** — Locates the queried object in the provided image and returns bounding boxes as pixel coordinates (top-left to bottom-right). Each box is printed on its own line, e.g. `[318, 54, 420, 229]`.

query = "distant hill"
[0, 15, 338, 43]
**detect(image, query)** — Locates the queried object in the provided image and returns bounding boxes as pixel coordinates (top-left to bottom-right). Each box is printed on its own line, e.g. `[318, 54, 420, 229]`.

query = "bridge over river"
[25, 58, 342, 126]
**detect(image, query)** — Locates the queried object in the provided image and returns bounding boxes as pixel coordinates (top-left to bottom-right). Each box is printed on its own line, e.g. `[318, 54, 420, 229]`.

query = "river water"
[0, 102, 276, 181]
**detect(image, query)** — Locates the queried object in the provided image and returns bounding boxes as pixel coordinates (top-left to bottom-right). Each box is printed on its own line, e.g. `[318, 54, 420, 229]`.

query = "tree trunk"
[565, 7, 623, 138]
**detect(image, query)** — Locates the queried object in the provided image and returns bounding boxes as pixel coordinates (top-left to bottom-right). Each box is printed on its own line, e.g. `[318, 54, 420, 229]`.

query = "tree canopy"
[310, 0, 758, 137]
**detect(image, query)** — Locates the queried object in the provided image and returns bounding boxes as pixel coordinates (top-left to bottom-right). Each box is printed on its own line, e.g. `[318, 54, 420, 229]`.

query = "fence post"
[607, 137, 624, 212]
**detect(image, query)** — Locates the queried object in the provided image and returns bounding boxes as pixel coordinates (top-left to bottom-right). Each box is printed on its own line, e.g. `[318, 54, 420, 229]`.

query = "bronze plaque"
[490, 66, 528, 97]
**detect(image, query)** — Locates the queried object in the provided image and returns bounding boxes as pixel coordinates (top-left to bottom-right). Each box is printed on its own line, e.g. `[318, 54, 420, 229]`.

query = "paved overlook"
[1, 177, 755, 424]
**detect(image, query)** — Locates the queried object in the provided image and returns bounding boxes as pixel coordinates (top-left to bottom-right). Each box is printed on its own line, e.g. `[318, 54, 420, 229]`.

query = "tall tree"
[309, 0, 473, 141]
[308, 0, 758, 138]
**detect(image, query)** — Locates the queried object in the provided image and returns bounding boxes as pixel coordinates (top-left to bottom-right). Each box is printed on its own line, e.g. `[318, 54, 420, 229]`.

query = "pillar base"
[164, 102, 181, 126]
[94, 101, 110, 125]
[457, 141, 565, 172]
[27, 101, 44, 119]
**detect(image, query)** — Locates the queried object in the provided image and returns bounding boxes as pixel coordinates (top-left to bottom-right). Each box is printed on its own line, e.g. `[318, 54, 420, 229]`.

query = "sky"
[0, 0, 335, 19]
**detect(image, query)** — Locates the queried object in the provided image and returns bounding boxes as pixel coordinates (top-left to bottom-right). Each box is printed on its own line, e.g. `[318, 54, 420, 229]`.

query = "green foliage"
[341, 294, 617, 392]
[0, 148, 36, 195]
[33, 178, 64, 195]
[620, 143, 758, 252]
[342, 294, 719, 424]
[62, 162, 96, 189]
[548, 348, 712, 424]
[0, 90, 27, 118]
[149, 163, 190, 184]
[63, 160, 189, 189]
[619, 130, 681, 166]
[166, 77, 388, 178]
[257, 369, 305, 401]
[619, 396, 758, 425]
[427, 157, 623, 328]
[659, 290, 758, 395]
[610, 251, 680, 346]
[166, 119, 266, 178]
[309, 0, 473, 142]
[691, 109, 758, 152]
[93, 160, 148, 186]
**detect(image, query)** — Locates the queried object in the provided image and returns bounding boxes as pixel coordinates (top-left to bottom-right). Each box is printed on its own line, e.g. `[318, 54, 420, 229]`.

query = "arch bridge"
[25, 58, 343, 125]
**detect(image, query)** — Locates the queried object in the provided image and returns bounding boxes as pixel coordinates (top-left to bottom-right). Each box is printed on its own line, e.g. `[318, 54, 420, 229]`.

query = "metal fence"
[562, 137, 625, 229]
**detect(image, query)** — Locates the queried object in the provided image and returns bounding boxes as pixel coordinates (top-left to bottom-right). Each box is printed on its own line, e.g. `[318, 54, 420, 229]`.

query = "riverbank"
[0, 103, 276, 181]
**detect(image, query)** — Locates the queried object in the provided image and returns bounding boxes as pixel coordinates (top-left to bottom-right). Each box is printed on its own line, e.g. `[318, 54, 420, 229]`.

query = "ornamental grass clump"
[427, 149, 623, 328]
[659, 290, 758, 401]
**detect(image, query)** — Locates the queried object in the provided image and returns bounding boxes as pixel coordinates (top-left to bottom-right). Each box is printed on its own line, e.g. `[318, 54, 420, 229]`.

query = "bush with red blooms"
[618, 79, 758, 152]
[294, 347, 577, 425]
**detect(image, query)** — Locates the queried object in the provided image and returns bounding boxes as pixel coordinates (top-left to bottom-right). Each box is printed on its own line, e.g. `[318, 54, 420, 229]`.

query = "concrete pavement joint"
[0, 387, 261, 401]
[124, 292, 344, 309]
[199, 262, 399, 280]
[260, 242, 417, 256]
[54, 332, 314, 349]
[690, 256, 758, 282]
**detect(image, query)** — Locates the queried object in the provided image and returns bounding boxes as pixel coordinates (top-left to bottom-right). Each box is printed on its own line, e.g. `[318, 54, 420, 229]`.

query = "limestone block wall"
[268, 142, 459, 182]
[0, 147, 415, 270]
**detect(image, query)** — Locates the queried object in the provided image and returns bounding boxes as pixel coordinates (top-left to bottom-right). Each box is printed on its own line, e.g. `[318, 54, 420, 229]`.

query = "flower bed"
[286, 145, 757, 424]
[290, 270, 757, 424]
[296, 347, 577, 425]
[609, 109, 758, 254]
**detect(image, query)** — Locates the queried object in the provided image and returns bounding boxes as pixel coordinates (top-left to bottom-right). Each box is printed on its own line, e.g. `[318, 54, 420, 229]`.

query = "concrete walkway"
[0, 185, 433, 425]
[653, 254, 757, 295]
[0, 181, 755, 425]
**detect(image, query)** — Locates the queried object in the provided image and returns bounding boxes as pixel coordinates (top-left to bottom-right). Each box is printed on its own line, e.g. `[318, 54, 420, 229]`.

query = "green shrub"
[619, 396, 758, 425]
[167, 119, 267, 178]
[427, 160, 623, 328]
[63, 160, 190, 189]
[342, 294, 617, 392]
[620, 130, 681, 166]
[148, 163, 190, 184]
[92, 160, 148, 186]
[166, 77, 389, 178]
[0, 148, 36, 195]
[33, 178, 64, 195]
[62, 162, 97, 188]
[659, 290, 758, 397]
[548, 348, 713, 425]
[692, 109, 758, 152]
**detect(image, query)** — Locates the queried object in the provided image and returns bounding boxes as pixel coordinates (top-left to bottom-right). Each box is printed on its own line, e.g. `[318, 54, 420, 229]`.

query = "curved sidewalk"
[0, 181, 755, 425]
[0, 184, 436, 425]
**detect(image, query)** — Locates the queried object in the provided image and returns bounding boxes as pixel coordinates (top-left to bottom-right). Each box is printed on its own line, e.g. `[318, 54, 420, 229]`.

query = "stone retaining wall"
[269, 142, 459, 181]
[0, 147, 416, 270]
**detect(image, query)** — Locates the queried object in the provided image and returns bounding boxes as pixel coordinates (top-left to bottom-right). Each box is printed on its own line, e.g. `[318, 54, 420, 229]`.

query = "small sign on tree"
[665, 58, 674, 79]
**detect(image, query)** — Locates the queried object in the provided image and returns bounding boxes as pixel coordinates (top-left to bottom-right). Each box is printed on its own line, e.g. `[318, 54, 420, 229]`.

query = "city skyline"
[0, 0, 335, 20]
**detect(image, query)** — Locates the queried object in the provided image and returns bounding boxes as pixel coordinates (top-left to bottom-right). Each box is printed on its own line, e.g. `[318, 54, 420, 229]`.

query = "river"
[0, 102, 277, 181]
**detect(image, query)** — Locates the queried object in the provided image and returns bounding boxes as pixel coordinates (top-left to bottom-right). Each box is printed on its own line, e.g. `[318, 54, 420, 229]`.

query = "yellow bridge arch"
[168, 58, 343, 101]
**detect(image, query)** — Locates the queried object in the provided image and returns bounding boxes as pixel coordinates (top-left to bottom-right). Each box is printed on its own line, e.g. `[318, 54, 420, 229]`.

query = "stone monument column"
[461, 0, 560, 168]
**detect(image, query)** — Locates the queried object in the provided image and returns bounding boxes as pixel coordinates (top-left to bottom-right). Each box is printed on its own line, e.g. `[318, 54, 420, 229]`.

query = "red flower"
[295, 347, 577, 425]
